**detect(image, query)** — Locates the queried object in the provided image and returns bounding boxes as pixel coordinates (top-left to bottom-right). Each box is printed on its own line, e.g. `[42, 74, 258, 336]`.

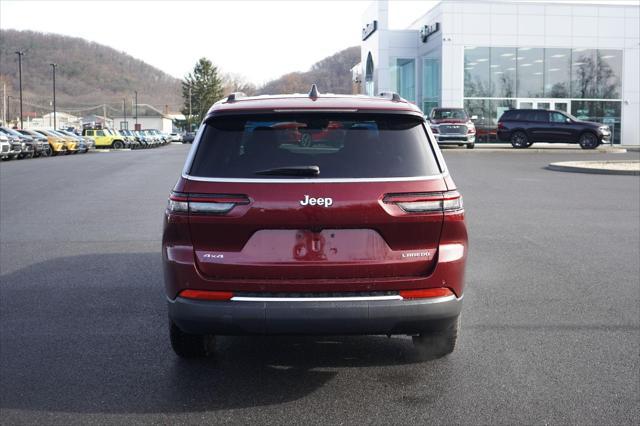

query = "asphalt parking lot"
[1, 145, 639, 425]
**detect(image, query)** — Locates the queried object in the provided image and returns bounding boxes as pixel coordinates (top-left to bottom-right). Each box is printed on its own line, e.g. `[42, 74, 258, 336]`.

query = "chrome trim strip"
[231, 295, 403, 302]
[230, 294, 461, 303]
[181, 173, 449, 184]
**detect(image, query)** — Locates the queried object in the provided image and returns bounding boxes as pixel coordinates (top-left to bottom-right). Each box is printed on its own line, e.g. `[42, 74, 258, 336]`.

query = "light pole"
[134, 90, 138, 129]
[50, 63, 57, 130]
[15, 51, 24, 129]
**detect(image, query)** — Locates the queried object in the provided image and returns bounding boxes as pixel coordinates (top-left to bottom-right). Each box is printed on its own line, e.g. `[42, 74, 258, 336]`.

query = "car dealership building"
[354, 0, 640, 145]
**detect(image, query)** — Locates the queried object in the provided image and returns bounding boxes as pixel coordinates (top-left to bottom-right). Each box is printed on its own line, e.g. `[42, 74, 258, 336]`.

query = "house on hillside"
[111, 104, 173, 133]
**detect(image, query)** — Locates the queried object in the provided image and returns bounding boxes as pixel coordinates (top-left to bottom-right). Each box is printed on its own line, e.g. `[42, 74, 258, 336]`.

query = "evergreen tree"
[182, 58, 224, 129]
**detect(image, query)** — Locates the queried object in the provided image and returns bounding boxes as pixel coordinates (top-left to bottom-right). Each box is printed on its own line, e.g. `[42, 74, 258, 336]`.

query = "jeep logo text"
[300, 195, 333, 207]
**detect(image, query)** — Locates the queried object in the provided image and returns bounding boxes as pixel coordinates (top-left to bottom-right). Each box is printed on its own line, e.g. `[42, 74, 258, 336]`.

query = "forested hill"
[257, 46, 360, 95]
[0, 29, 182, 114]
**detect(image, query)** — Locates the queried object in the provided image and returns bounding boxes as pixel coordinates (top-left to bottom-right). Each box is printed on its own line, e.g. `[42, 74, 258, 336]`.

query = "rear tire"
[579, 132, 599, 149]
[112, 140, 124, 150]
[510, 131, 530, 148]
[170, 320, 215, 358]
[412, 317, 459, 359]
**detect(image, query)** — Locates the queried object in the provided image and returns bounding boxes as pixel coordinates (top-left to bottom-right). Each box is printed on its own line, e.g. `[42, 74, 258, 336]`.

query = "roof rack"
[378, 91, 402, 102]
[225, 92, 246, 103]
[308, 84, 320, 99]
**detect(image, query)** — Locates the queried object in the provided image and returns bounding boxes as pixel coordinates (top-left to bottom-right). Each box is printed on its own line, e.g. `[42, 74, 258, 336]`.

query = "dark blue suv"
[497, 109, 611, 149]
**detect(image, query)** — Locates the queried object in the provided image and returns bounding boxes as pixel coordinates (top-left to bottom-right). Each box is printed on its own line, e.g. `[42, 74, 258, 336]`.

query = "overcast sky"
[1, 1, 635, 85]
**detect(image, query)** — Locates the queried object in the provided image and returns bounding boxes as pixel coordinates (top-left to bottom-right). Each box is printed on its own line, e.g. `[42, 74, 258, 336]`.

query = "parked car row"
[0, 127, 94, 160]
[426, 107, 611, 149]
[81, 128, 173, 149]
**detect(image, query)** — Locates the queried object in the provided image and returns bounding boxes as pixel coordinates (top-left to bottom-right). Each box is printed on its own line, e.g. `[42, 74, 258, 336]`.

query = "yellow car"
[34, 129, 68, 156]
[49, 130, 78, 154]
[83, 128, 127, 149]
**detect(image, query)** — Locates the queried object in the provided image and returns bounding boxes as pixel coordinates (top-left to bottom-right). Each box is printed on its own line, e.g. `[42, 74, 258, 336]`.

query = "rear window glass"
[189, 114, 440, 179]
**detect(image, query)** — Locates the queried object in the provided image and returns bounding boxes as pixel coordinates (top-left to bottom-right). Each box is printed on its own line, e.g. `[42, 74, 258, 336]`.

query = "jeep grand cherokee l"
[163, 88, 468, 359]
[497, 109, 611, 149]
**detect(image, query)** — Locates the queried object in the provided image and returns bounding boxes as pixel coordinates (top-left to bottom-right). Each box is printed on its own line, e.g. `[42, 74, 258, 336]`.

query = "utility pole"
[2, 82, 6, 124]
[134, 90, 138, 128]
[15, 50, 24, 129]
[7, 95, 13, 125]
[188, 84, 192, 132]
[123, 98, 126, 130]
[50, 63, 57, 130]
[103, 103, 107, 128]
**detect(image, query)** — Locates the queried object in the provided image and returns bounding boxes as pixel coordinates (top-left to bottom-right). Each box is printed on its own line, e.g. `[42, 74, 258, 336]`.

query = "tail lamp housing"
[383, 191, 463, 213]
[167, 192, 250, 215]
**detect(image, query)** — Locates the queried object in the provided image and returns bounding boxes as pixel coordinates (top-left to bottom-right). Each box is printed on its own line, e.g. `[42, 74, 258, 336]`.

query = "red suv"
[163, 88, 468, 358]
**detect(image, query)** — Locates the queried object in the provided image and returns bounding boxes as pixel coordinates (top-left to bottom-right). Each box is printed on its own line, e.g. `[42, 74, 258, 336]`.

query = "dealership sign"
[420, 22, 440, 42]
[362, 20, 377, 41]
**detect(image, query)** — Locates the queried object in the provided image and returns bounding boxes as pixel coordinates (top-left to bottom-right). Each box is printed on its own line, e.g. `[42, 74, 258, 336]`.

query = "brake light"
[497, 121, 505, 130]
[399, 288, 454, 299]
[167, 192, 250, 215]
[383, 191, 463, 213]
[179, 289, 234, 301]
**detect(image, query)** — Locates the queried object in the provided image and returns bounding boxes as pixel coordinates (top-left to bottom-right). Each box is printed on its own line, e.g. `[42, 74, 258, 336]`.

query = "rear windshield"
[431, 109, 468, 120]
[189, 113, 440, 179]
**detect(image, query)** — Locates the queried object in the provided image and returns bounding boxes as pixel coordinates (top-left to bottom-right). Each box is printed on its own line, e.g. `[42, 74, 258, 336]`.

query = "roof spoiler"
[379, 91, 402, 102]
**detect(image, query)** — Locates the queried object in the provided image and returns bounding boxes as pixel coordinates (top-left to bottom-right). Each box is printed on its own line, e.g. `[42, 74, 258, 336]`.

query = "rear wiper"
[254, 165, 320, 176]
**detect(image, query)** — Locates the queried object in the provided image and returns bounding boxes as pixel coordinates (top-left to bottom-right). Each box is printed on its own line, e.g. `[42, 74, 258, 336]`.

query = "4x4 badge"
[300, 195, 333, 207]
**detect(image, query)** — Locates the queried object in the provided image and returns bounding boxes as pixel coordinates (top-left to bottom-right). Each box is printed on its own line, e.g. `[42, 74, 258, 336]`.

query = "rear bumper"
[168, 294, 463, 336]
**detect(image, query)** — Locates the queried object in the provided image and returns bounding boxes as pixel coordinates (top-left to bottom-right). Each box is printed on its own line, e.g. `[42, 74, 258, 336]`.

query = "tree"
[222, 72, 257, 97]
[181, 58, 224, 128]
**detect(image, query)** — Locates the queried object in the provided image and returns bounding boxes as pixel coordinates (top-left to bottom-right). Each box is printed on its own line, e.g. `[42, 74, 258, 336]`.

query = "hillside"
[257, 46, 359, 95]
[0, 30, 182, 116]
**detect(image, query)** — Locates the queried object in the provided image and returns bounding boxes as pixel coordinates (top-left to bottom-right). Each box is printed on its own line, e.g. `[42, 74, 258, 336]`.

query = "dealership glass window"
[571, 100, 621, 144]
[517, 48, 544, 98]
[463, 98, 515, 142]
[571, 49, 598, 98]
[422, 57, 440, 115]
[390, 58, 416, 102]
[596, 49, 622, 99]
[544, 48, 571, 98]
[464, 47, 491, 97]
[490, 47, 516, 98]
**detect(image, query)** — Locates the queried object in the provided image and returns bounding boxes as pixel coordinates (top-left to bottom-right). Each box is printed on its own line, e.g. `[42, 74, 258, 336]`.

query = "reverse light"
[384, 191, 463, 213]
[399, 288, 454, 299]
[167, 192, 249, 215]
[179, 289, 234, 301]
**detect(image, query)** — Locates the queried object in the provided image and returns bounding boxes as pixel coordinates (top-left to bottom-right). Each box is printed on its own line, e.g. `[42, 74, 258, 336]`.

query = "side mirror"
[565, 118, 572, 123]
[471, 115, 478, 120]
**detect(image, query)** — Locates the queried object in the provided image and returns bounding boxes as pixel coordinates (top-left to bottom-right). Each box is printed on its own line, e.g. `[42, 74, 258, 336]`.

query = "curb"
[547, 161, 640, 176]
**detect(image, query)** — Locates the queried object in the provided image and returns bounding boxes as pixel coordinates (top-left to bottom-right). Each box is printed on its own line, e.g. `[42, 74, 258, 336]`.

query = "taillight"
[399, 288, 454, 299]
[383, 191, 463, 213]
[167, 192, 250, 215]
[497, 121, 505, 130]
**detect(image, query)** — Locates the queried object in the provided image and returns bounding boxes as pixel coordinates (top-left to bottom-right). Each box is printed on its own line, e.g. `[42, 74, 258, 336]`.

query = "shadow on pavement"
[0, 253, 433, 414]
